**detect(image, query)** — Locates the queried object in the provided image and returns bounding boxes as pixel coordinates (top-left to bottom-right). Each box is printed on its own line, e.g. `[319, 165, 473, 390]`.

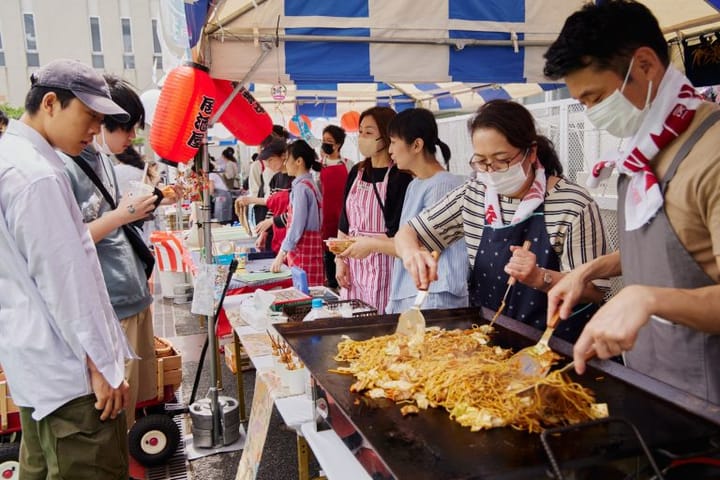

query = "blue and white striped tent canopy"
[200, 0, 720, 115]
[244, 81, 558, 117]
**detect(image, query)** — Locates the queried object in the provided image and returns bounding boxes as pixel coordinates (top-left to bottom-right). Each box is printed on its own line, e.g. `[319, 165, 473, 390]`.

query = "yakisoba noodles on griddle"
[332, 325, 607, 433]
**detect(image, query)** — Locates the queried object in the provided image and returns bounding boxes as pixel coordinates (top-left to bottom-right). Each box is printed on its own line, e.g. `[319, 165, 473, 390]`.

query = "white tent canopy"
[195, 0, 720, 116]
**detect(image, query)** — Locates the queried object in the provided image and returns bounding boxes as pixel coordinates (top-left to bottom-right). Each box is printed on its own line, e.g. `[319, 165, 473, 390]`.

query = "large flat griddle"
[276, 307, 720, 479]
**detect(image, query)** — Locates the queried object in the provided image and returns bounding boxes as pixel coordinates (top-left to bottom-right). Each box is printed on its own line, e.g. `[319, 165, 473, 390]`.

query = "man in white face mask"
[60, 75, 162, 430]
[544, 0, 720, 404]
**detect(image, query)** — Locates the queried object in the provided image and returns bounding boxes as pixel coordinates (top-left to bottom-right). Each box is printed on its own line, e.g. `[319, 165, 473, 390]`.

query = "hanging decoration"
[149, 62, 216, 163]
[288, 114, 312, 139]
[271, 83, 287, 101]
[213, 79, 273, 146]
[341, 110, 360, 132]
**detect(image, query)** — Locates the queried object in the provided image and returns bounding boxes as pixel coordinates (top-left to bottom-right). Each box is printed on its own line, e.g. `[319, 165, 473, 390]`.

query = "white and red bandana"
[587, 67, 703, 231]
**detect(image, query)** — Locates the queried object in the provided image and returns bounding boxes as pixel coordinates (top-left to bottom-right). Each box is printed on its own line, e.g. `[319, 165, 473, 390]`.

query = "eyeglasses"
[468, 149, 527, 173]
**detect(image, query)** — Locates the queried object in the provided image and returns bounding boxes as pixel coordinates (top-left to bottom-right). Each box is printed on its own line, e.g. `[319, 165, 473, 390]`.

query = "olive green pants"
[18, 394, 128, 480]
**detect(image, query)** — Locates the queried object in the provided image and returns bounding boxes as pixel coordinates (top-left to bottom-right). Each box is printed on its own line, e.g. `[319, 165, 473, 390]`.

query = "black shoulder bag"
[71, 155, 156, 278]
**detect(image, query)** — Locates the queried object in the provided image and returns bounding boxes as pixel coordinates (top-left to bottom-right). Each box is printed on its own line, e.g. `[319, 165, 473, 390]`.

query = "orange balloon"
[341, 110, 360, 132]
[288, 114, 312, 137]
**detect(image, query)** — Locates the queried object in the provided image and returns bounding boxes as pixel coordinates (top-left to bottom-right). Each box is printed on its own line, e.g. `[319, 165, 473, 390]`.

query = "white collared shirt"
[0, 120, 133, 420]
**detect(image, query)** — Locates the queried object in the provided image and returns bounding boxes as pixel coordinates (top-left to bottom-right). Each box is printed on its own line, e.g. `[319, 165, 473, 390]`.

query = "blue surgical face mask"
[585, 57, 653, 138]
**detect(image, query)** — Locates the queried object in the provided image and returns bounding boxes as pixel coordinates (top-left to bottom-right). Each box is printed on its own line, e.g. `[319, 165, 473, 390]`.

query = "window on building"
[23, 13, 39, 67]
[89, 16, 104, 68]
[151, 19, 163, 70]
[121, 17, 135, 69]
[0, 32, 5, 67]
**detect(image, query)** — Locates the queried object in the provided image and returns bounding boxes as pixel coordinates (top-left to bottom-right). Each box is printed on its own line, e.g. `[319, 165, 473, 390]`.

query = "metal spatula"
[489, 240, 532, 326]
[512, 361, 575, 396]
[509, 311, 561, 378]
[396, 251, 439, 341]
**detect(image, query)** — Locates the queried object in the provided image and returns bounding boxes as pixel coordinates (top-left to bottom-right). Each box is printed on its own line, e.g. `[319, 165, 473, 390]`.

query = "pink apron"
[341, 166, 393, 313]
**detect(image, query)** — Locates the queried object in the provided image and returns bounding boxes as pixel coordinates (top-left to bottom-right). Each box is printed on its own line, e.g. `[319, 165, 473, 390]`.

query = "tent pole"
[199, 140, 223, 447]
[207, 32, 553, 48]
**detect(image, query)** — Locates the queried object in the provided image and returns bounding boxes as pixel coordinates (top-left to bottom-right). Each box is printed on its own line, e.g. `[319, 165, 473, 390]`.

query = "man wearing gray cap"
[0, 59, 134, 479]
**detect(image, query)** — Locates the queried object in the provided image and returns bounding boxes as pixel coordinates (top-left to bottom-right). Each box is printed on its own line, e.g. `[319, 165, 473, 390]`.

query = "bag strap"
[660, 109, 720, 192]
[71, 154, 117, 208]
[71, 154, 155, 278]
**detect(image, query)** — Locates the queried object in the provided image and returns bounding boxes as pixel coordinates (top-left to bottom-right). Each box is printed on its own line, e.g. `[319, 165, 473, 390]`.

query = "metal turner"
[510, 311, 561, 378]
[396, 251, 439, 342]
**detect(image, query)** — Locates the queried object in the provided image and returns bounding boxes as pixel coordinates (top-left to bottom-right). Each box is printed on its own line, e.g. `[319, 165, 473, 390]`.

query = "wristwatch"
[541, 268, 553, 290]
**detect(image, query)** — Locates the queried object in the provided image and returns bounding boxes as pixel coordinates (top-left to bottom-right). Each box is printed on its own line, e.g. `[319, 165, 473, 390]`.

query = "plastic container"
[302, 298, 341, 322]
[291, 266, 309, 294]
[127, 180, 154, 198]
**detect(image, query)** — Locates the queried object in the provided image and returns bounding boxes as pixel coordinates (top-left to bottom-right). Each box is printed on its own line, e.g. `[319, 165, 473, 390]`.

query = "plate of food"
[324, 237, 355, 254]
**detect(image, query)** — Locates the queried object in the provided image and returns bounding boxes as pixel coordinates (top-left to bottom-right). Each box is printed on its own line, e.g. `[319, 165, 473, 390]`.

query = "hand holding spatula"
[490, 240, 532, 326]
[396, 251, 440, 342]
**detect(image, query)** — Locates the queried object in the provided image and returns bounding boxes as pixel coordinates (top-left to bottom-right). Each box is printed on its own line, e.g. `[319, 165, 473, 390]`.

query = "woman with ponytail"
[341, 108, 469, 313]
[395, 100, 608, 342]
[270, 139, 325, 285]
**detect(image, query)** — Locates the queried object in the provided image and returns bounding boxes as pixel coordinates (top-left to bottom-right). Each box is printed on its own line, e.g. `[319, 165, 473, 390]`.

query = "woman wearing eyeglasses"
[395, 99, 608, 342]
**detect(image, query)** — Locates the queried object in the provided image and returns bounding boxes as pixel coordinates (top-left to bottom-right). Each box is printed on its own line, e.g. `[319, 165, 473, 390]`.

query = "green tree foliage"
[0, 104, 24, 119]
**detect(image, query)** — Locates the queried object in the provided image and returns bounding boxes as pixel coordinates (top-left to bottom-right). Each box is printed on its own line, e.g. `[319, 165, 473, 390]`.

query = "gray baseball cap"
[31, 59, 129, 121]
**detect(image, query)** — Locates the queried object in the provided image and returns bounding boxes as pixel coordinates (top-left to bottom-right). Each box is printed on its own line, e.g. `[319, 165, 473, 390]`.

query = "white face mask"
[585, 57, 653, 138]
[93, 126, 113, 155]
[477, 154, 529, 195]
[358, 136, 382, 158]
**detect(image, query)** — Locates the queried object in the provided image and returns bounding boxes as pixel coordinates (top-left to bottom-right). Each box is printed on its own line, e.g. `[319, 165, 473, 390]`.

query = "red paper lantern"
[288, 114, 312, 137]
[341, 110, 360, 132]
[213, 79, 273, 146]
[150, 62, 217, 163]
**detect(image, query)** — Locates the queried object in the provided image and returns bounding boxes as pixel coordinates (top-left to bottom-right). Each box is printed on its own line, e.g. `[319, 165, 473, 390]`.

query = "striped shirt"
[409, 177, 607, 273]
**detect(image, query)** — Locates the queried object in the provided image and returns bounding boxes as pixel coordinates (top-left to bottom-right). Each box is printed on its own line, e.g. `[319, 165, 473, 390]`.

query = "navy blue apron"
[469, 204, 596, 343]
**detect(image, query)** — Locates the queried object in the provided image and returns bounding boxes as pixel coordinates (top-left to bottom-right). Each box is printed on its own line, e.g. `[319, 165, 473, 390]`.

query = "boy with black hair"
[61, 74, 160, 429]
[0, 58, 133, 479]
[543, 0, 720, 403]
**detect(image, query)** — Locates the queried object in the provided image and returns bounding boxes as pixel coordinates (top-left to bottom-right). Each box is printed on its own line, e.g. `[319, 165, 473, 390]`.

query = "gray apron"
[617, 110, 720, 403]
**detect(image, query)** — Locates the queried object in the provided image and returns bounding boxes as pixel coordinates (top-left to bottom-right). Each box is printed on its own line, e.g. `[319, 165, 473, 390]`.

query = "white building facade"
[0, 0, 166, 107]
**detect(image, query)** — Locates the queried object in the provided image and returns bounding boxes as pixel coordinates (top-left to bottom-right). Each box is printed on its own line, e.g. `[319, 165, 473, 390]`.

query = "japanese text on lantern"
[187, 96, 215, 149]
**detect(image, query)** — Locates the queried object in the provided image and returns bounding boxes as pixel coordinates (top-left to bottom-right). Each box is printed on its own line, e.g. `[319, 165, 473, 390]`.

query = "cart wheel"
[128, 414, 180, 467]
[0, 443, 19, 480]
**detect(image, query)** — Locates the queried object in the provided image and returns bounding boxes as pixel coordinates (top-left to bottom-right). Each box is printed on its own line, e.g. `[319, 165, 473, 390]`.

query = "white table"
[225, 293, 370, 480]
